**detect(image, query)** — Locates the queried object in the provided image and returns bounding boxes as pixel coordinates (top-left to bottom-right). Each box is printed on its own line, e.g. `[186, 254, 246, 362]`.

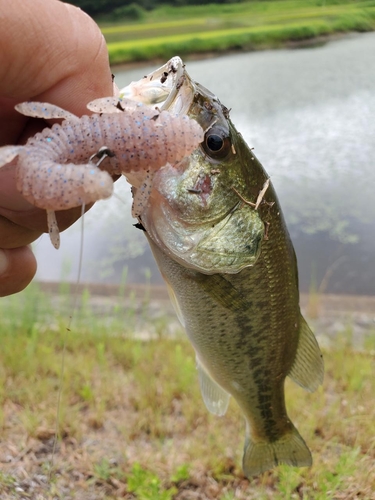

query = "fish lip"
[119, 56, 195, 114]
[119, 56, 219, 121]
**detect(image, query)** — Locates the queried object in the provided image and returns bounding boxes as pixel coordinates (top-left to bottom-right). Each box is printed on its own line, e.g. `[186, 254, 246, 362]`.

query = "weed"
[127, 462, 177, 500]
[170, 463, 190, 483]
[93, 458, 124, 483]
[0, 285, 374, 498]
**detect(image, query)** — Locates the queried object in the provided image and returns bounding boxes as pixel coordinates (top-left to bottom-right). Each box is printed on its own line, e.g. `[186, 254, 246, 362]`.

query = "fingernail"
[0, 249, 9, 275]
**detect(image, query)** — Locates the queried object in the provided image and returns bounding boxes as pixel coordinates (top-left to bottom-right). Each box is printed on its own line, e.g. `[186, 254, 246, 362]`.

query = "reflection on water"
[35, 33, 375, 294]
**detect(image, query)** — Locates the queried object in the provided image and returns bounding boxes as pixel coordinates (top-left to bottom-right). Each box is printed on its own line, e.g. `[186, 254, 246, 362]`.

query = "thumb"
[0, 246, 37, 296]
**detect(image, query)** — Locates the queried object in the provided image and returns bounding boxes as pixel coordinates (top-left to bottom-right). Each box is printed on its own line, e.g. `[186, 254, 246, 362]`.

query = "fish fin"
[193, 273, 248, 311]
[288, 315, 324, 393]
[243, 426, 312, 477]
[165, 281, 185, 327]
[196, 357, 230, 416]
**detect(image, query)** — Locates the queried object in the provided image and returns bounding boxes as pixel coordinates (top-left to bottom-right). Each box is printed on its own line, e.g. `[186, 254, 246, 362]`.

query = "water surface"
[35, 33, 375, 294]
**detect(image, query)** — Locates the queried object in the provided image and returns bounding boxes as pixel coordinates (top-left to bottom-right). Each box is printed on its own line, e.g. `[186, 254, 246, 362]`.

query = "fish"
[121, 56, 324, 477]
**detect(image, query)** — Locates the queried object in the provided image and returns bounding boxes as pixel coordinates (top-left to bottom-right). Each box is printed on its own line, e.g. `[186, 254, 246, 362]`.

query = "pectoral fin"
[288, 315, 324, 392]
[193, 273, 248, 311]
[165, 281, 185, 327]
[196, 357, 230, 416]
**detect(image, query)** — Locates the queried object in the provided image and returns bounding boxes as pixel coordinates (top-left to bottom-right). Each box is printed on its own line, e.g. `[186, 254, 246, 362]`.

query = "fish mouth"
[119, 56, 218, 130]
[119, 57, 265, 274]
[120, 56, 194, 114]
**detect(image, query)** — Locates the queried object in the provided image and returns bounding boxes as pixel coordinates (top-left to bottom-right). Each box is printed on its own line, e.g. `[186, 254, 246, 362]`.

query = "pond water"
[35, 32, 375, 295]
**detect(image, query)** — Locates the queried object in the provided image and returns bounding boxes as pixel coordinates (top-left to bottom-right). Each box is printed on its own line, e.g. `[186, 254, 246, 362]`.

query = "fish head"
[120, 57, 268, 275]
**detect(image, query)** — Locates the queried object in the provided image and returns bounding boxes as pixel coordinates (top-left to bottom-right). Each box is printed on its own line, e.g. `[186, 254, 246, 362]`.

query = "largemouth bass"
[121, 57, 324, 477]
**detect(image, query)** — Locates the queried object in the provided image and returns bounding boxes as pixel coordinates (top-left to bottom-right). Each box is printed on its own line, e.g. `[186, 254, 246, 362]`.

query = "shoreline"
[110, 31, 364, 72]
[36, 280, 375, 313]
[35, 281, 375, 348]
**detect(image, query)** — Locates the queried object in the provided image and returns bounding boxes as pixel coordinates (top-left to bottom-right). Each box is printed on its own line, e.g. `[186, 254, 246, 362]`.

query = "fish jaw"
[120, 56, 193, 114]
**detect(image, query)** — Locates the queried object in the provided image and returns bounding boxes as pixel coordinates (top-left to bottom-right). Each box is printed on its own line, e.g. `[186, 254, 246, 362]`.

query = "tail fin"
[242, 426, 312, 477]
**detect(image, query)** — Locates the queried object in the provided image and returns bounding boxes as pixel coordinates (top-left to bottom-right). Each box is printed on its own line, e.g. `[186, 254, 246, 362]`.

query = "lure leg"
[0, 145, 22, 167]
[15, 102, 78, 121]
[131, 170, 155, 218]
[46, 210, 60, 249]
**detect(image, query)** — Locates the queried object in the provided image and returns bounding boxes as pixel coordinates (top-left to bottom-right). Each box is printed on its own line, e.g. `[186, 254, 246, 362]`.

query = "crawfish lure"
[0, 98, 204, 248]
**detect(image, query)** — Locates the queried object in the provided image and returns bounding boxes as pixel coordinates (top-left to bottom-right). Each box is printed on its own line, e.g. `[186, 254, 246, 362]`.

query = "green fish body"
[122, 57, 324, 477]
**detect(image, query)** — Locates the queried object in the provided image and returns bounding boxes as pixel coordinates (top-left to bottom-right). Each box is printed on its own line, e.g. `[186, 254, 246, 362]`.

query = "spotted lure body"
[0, 99, 204, 247]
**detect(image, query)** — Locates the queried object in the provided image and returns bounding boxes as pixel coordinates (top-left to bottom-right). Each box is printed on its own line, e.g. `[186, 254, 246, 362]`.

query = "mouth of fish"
[120, 56, 195, 114]
[119, 57, 265, 274]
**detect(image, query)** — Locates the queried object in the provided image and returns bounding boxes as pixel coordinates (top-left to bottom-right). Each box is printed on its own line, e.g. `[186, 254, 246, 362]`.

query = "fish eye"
[202, 128, 232, 160]
[206, 134, 223, 151]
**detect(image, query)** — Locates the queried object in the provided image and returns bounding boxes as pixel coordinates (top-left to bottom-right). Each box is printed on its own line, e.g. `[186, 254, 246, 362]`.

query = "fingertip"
[38, 1, 113, 115]
[0, 246, 37, 297]
[1, 0, 113, 113]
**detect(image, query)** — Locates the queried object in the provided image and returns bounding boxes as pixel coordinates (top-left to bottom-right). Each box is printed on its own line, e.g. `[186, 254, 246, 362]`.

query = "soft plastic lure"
[0, 98, 204, 248]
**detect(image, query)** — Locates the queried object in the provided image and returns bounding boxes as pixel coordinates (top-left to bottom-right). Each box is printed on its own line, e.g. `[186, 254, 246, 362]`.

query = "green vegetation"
[0, 282, 374, 498]
[93, 1, 375, 65]
[69, 0, 260, 18]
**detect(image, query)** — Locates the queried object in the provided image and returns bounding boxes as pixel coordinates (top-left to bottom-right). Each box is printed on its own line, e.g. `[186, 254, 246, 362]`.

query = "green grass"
[0, 283, 374, 498]
[97, 0, 375, 65]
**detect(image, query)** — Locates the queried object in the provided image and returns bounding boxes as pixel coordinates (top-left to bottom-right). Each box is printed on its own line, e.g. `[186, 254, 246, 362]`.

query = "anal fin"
[288, 315, 324, 392]
[165, 281, 185, 327]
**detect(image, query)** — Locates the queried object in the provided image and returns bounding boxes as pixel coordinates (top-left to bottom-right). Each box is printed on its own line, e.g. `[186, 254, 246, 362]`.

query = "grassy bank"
[0, 283, 374, 498]
[98, 0, 375, 65]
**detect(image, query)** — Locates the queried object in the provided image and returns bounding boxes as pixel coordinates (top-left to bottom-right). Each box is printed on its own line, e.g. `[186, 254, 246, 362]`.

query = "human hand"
[0, 0, 113, 296]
